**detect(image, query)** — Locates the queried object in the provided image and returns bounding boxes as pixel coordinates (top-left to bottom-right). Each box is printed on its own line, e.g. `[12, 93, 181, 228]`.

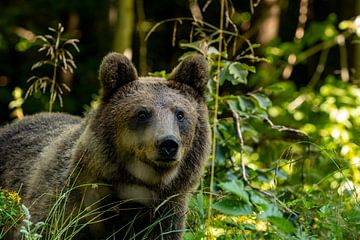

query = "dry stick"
[258, 115, 307, 137]
[249, 0, 254, 14]
[232, 111, 247, 182]
[207, 0, 225, 221]
[231, 109, 296, 215]
[249, 0, 261, 14]
[251, 183, 296, 215]
[145, 17, 254, 55]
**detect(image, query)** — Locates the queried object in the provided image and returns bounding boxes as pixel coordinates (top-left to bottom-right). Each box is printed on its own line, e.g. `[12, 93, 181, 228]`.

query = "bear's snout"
[156, 135, 179, 160]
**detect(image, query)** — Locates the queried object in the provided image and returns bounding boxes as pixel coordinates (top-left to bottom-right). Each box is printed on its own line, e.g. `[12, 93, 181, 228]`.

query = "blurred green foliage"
[180, 2, 360, 239]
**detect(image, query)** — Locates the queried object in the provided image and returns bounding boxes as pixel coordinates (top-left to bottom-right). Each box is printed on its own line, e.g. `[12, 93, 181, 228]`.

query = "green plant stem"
[232, 111, 247, 182]
[49, 55, 58, 112]
[49, 26, 61, 112]
[308, 48, 329, 89]
[145, 17, 254, 55]
[208, 0, 225, 222]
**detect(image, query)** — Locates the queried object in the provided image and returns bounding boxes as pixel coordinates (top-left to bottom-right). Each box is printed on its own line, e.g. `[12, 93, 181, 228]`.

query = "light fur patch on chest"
[117, 184, 158, 206]
[126, 160, 161, 184]
[125, 160, 178, 185]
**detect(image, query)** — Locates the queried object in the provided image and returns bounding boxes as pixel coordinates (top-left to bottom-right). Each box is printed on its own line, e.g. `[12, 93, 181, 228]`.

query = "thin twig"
[265, 117, 307, 137]
[231, 110, 247, 182]
[145, 17, 255, 55]
[248, 184, 296, 215]
[231, 111, 298, 215]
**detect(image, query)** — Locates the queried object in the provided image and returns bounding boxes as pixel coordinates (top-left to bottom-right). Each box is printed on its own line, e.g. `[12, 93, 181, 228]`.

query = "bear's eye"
[176, 110, 185, 122]
[137, 110, 150, 121]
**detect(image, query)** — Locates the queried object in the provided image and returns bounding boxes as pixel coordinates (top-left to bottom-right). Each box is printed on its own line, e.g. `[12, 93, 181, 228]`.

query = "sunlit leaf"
[228, 62, 248, 85]
[179, 41, 204, 53]
[218, 68, 227, 86]
[249, 93, 272, 110]
[268, 216, 295, 234]
[213, 198, 252, 216]
[219, 180, 250, 204]
[238, 96, 255, 111]
[258, 203, 282, 219]
[227, 99, 240, 113]
[249, 192, 271, 211]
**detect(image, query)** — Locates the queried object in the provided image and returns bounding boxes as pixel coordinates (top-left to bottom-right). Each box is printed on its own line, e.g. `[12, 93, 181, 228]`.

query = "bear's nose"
[157, 136, 179, 160]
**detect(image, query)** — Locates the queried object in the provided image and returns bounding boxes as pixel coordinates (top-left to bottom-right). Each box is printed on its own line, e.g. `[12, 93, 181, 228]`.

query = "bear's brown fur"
[0, 53, 210, 239]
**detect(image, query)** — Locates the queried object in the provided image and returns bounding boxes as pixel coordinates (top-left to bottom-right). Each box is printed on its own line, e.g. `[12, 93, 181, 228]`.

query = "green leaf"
[218, 68, 227, 86]
[228, 62, 248, 85]
[213, 198, 252, 216]
[258, 203, 282, 219]
[268, 216, 295, 234]
[241, 123, 259, 142]
[179, 41, 203, 53]
[238, 96, 255, 111]
[250, 192, 271, 211]
[148, 70, 167, 78]
[238, 63, 256, 73]
[218, 61, 231, 86]
[250, 111, 269, 120]
[215, 144, 226, 164]
[219, 180, 250, 204]
[207, 46, 220, 56]
[249, 93, 272, 109]
[227, 99, 240, 112]
[183, 232, 206, 240]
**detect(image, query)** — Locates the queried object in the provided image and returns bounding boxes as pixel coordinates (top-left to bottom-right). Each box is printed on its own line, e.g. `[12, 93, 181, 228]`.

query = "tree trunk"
[256, 0, 281, 45]
[113, 0, 135, 59]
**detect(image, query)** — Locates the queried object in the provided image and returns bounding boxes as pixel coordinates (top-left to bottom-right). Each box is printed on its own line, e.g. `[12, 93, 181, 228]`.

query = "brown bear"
[0, 52, 210, 239]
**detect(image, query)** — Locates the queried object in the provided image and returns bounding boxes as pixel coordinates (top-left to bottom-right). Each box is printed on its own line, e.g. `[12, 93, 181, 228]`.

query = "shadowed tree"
[113, 0, 135, 59]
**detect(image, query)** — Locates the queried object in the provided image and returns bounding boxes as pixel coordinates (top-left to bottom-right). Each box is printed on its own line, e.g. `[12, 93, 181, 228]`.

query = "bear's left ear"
[99, 52, 138, 99]
[168, 55, 209, 94]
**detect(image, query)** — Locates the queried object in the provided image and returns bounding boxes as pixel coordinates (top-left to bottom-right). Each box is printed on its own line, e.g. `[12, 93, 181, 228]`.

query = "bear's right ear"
[168, 54, 209, 94]
[99, 52, 138, 99]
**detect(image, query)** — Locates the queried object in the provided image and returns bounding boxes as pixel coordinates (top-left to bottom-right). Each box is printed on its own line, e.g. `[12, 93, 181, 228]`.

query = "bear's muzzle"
[156, 135, 179, 160]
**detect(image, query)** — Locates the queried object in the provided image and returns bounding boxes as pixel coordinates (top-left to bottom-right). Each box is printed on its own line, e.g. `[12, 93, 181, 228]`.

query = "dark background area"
[0, 0, 358, 123]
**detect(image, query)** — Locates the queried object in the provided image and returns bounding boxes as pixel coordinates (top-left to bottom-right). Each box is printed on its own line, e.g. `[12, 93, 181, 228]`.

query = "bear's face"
[113, 80, 199, 169]
[94, 53, 209, 184]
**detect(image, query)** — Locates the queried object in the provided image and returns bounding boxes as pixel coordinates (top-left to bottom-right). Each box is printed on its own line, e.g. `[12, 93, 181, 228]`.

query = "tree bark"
[113, 0, 135, 59]
[257, 0, 281, 45]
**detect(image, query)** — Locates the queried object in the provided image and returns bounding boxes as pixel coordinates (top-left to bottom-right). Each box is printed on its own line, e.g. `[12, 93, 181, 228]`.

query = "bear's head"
[92, 53, 210, 186]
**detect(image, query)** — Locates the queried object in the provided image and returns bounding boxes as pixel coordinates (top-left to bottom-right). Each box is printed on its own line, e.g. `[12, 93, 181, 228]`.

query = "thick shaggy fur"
[0, 53, 210, 240]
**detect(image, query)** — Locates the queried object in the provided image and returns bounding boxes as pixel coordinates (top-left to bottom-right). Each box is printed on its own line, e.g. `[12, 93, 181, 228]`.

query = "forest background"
[0, 0, 360, 239]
